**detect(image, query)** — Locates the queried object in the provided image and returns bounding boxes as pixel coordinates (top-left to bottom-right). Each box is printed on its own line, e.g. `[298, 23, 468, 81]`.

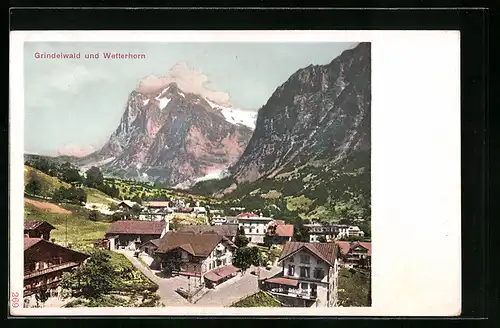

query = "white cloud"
[137, 61, 232, 106]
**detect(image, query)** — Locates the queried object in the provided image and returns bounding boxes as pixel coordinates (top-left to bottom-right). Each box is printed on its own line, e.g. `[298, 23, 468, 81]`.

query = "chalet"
[261, 241, 338, 308]
[105, 220, 168, 251]
[153, 231, 238, 288]
[24, 237, 89, 307]
[24, 221, 56, 240]
[335, 241, 371, 268]
[177, 224, 239, 242]
[117, 200, 140, 211]
[264, 221, 294, 246]
[140, 201, 172, 221]
[235, 213, 274, 244]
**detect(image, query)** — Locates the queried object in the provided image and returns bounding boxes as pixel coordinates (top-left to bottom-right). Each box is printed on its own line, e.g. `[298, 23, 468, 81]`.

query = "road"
[117, 250, 195, 307]
[119, 250, 282, 307]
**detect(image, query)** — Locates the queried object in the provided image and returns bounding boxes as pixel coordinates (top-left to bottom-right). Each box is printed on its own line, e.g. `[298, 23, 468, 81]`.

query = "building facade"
[24, 221, 56, 240]
[235, 213, 274, 244]
[24, 237, 89, 307]
[105, 220, 168, 251]
[261, 242, 338, 307]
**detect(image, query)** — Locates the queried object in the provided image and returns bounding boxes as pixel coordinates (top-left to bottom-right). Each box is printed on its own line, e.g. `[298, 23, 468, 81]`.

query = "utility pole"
[65, 216, 68, 246]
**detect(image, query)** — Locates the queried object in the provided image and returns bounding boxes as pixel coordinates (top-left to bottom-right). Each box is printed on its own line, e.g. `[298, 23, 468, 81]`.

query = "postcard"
[9, 30, 461, 316]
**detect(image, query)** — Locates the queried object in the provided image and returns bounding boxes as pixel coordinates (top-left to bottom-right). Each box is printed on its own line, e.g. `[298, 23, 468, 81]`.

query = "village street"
[119, 250, 282, 307]
[194, 265, 282, 307]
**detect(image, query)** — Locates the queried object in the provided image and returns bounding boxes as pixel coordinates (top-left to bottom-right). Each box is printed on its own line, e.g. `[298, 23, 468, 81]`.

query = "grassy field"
[230, 291, 282, 307]
[24, 202, 111, 247]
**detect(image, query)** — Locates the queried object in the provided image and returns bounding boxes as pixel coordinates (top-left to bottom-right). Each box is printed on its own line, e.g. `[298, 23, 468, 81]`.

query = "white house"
[261, 241, 339, 307]
[235, 212, 274, 244]
[337, 226, 365, 239]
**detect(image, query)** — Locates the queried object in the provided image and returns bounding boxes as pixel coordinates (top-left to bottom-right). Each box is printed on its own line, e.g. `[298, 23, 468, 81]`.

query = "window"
[300, 266, 310, 278]
[288, 265, 295, 276]
[300, 282, 309, 290]
[300, 255, 310, 264]
[313, 268, 325, 279]
[289, 256, 294, 263]
[256, 229, 260, 233]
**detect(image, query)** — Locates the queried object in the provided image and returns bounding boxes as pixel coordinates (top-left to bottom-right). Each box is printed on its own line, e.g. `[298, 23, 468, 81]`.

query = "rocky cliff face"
[229, 42, 371, 184]
[81, 81, 255, 186]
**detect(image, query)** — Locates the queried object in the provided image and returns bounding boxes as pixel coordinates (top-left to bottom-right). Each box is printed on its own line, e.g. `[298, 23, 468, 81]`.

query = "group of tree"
[60, 249, 116, 299]
[53, 186, 87, 205]
[232, 246, 265, 273]
[234, 226, 249, 248]
[25, 171, 45, 196]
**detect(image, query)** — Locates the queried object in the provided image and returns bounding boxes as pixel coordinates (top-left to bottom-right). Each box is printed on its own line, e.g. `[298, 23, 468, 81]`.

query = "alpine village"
[22, 43, 371, 308]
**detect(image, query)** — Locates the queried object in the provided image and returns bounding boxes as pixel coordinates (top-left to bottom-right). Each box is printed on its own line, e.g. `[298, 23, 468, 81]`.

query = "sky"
[24, 41, 356, 156]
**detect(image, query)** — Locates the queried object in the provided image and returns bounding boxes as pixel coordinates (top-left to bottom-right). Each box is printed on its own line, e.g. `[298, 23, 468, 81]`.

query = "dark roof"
[156, 231, 234, 257]
[178, 224, 238, 237]
[24, 237, 89, 259]
[279, 241, 336, 267]
[24, 221, 56, 231]
[106, 220, 166, 235]
[140, 238, 161, 248]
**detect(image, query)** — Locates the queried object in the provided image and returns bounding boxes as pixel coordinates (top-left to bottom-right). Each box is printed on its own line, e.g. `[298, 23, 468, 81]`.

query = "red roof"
[335, 241, 371, 256]
[237, 212, 259, 217]
[24, 237, 89, 260]
[265, 276, 299, 287]
[204, 265, 240, 282]
[279, 241, 336, 266]
[156, 231, 235, 257]
[143, 201, 170, 207]
[272, 220, 286, 225]
[273, 224, 294, 237]
[106, 220, 166, 236]
[176, 207, 194, 213]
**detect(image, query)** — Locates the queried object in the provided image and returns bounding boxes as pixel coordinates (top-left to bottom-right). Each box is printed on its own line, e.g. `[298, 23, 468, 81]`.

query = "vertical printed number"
[11, 292, 20, 308]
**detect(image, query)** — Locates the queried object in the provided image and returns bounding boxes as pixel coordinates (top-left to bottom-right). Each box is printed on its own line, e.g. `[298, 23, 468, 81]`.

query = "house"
[304, 223, 339, 243]
[153, 231, 238, 288]
[235, 212, 274, 244]
[211, 216, 227, 225]
[24, 221, 56, 240]
[105, 220, 168, 251]
[140, 201, 172, 221]
[117, 200, 140, 211]
[337, 226, 365, 239]
[177, 224, 239, 242]
[23, 237, 89, 307]
[261, 241, 339, 308]
[264, 221, 294, 245]
[335, 241, 371, 268]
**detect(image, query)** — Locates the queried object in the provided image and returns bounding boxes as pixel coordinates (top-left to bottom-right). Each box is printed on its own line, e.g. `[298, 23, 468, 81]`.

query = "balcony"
[24, 261, 80, 280]
[268, 287, 317, 300]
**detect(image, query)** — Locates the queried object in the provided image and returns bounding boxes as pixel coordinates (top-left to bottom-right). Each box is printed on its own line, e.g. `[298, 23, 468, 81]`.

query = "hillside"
[24, 165, 116, 205]
[24, 202, 111, 247]
[190, 43, 371, 224]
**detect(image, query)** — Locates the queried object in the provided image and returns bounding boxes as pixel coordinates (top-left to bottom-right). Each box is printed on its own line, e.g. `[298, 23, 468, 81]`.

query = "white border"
[10, 30, 461, 317]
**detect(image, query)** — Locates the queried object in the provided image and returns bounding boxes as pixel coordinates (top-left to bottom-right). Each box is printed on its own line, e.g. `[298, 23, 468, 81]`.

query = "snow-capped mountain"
[78, 66, 256, 185]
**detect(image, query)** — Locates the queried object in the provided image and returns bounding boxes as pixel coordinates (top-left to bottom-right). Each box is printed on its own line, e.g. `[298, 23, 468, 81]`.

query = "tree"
[88, 210, 101, 222]
[317, 236, 328, 243]
[131, 195, 142, 205]
[25, 171, 43, 196]
[85, 166, 104, 188]
[60, 162, 82, 184]
[232, 247, 254, 273]
[60, 249, 116, 299]
[234, 235, 249, 248]
[237, 226, 246, 236]
[292, 218, 309, 242]
[131, 204, 142, 218]
[34, 287, 50, 307]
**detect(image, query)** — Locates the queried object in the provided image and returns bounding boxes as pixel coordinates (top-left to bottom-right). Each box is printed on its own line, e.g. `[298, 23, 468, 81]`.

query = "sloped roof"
[24, 221, 56, 231]
[118, 200, 139, 208]
[237, 212, 259, 218]
[279, 241, 336, 267]
[143, 201, 170, 207]
[178, 224, 238, 237]
[336, 241, 371, 256]
[156, 231, 234, 257]
[267, 224, 294, 237]
[204, 265, 239, 282]
[24, 237, 89, 260]
[106, 220, 166, 235]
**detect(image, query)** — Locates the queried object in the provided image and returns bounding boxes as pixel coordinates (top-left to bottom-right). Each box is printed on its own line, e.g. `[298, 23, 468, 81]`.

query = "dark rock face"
[82, 82, 253, 185]
[229, 42, 371, 184]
